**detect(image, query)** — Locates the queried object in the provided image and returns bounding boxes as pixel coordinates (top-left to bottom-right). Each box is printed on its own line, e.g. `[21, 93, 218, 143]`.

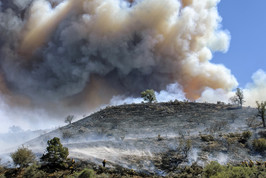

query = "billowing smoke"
[198, 69, 266, 106]
[0, 0, 263, 133]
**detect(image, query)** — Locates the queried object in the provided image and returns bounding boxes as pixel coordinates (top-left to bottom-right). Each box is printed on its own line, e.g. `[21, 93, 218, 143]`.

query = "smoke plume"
[0, 0, 263, 132]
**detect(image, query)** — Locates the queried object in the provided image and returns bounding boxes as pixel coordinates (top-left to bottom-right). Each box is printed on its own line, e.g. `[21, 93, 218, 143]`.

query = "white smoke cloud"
[197, 69, 266, 107]
[244, 69, 266, 106]
[110, 82, 186, 105]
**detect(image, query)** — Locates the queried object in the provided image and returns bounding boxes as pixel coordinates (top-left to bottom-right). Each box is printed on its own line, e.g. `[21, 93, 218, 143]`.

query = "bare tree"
[65, 115, 74, 125]
[256, 101, 266, 127]
[230, 88, 245, 107]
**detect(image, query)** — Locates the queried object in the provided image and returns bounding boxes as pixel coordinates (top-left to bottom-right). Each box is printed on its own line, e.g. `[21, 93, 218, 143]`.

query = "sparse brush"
[178, 139, 191, 158]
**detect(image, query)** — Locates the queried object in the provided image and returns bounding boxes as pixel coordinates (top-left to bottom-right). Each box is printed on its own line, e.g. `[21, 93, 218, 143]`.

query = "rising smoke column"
[0, 0, 239, 130]
[0, 0, 237, 101]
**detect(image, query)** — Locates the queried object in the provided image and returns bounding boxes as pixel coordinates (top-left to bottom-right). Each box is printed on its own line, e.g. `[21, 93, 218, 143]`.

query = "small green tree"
[41, 137, 69, 168]
[230, 88, 245, 107]
[141, 89, 156, 103]
[256, 101, 266, 127]
[10, 146, 35, 168]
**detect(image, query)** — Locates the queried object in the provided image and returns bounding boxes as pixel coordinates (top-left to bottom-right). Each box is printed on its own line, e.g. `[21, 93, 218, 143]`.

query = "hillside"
[26, 101, 266, 175]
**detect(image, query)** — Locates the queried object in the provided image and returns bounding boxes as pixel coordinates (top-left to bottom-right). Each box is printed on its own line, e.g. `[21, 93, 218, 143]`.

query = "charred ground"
[22, 101, 266, 176]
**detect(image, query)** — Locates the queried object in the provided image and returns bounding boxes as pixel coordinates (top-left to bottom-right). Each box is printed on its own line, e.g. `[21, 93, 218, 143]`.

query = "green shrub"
[23, 164, 46, 178]
[10, 146, 35, 168]
[203, 161, 223, 177]
[252, 138, 266, 152]
[213, 166, 256, 178]
[203, 161, 266, 178]
[78, 168, 95, 178]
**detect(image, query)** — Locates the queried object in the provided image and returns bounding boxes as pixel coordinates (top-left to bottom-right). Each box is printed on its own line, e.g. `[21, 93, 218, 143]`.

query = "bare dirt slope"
[26, 102, 265, 174]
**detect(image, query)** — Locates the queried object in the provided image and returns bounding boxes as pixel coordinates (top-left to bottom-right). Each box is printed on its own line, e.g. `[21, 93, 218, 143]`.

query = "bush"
[78, 168, 95, 178]
[242, 131, 252, 139]
[239, 131, 252, 144]
[23, 164, 46, 178]
[141, 89, 156, 103]
[203, 161, 223, 177]
[252, 138, 266, 153]
[10, 146, 35, 168]
[41, 137, 69, 168]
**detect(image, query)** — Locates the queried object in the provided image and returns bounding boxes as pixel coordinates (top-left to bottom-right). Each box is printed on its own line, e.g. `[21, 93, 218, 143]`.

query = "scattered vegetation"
[256, 101, 266, 127]
[3, 102, 266, 177]
[41, 137, 69, 168]
[141, 89, 156, 103]
[10, 146, 35, 168]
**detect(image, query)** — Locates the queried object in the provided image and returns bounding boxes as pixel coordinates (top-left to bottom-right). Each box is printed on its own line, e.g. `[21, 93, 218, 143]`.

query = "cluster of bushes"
[203, 161, 266, 178]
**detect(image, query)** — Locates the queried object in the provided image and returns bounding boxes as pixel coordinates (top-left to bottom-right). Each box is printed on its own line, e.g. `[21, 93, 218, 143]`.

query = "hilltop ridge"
[26, 101, 265, 174]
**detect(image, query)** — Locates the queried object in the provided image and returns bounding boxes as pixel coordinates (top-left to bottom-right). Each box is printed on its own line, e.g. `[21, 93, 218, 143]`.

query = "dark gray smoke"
[0, 0, 236, 102]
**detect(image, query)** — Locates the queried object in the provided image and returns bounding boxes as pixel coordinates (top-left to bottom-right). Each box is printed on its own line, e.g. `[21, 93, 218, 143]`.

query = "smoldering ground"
[0, 0, 265, 134]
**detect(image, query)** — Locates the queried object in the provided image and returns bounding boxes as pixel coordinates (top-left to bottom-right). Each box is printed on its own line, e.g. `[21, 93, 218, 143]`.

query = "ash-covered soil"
[26, 101, 266, 175]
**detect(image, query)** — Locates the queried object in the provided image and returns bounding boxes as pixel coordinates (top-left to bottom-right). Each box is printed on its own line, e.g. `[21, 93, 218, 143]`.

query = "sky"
[214, 0, 266, 87]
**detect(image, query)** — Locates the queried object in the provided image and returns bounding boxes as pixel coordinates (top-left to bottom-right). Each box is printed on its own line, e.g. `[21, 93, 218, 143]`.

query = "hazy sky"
[213, 0, 266, 87]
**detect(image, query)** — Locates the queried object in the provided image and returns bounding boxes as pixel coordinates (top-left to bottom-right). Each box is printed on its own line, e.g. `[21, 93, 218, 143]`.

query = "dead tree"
[65, 115, 74, 125]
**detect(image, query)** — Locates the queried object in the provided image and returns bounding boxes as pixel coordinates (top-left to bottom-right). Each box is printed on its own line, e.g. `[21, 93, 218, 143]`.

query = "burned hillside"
[25, 101, 266, 175]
